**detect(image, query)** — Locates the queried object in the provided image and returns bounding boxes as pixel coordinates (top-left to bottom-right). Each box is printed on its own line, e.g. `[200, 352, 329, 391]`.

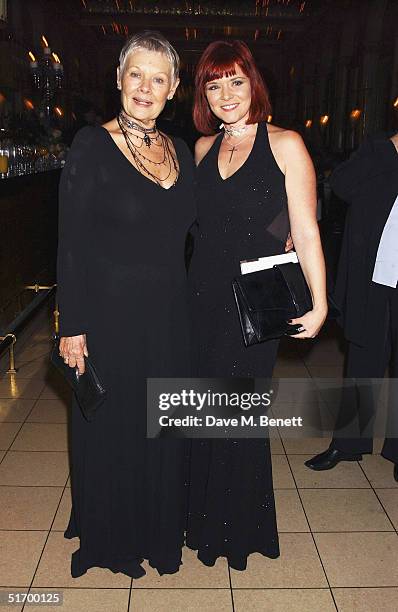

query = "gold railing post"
[0, 333, 17, 374]
[0, 284, 57, 376]
[54, 300, 59, 335]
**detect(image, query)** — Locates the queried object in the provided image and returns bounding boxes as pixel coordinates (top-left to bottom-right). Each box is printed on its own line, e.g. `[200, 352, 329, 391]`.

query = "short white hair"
[119, 30, 180, 83]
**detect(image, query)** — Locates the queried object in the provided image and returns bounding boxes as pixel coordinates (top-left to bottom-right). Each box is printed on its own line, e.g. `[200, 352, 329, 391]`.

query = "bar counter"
[0, 170, 60, 331]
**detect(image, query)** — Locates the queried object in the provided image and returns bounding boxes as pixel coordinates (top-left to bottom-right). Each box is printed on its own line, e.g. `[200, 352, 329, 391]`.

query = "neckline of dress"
[216, 122, 262, 182]
[98, 125, 181, 192]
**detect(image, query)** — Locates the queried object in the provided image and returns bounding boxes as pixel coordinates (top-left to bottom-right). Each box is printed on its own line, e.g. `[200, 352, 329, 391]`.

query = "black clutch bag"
[50, 336, 107, 421]
[232, 262, 314, 346]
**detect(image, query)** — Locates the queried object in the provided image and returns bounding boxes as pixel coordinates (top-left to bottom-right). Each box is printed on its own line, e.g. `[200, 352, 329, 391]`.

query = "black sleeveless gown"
[186, 122, 289, 569]
[56, 126, 196, 578]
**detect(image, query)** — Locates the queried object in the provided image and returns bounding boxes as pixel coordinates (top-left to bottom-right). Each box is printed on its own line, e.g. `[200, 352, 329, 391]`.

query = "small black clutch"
[50, 336, 107, 421]
[232, 262, 340, 346]
[232, 262, 313, 346]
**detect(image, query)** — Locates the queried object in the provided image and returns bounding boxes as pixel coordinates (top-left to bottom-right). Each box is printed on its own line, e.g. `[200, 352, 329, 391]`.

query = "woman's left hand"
[287, 306, 328, 339]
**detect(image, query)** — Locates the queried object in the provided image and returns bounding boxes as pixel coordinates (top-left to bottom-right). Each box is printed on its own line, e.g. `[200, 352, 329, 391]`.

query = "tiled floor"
[0, 318, 397, 611]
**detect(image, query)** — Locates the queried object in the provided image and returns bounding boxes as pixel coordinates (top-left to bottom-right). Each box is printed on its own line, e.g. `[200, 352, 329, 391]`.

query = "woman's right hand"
[59, 334, 88, 375]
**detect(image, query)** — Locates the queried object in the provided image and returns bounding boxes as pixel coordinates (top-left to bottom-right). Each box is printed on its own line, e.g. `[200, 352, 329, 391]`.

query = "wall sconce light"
[350, 109, 362, 120]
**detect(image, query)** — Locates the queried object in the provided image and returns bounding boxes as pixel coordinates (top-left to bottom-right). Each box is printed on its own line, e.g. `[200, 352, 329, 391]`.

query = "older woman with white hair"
[57, 31, 195, 579]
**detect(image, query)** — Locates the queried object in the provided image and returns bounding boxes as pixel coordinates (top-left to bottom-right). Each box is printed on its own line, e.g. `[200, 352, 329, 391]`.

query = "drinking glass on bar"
[0, 149, 9, 178]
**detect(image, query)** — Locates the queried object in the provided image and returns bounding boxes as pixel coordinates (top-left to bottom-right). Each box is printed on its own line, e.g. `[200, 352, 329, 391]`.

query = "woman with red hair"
[186, 41, 327, 569]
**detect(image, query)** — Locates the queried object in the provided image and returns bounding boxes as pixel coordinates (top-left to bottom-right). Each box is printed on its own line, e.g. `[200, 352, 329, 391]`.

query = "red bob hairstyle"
[193, 40, 272, 135]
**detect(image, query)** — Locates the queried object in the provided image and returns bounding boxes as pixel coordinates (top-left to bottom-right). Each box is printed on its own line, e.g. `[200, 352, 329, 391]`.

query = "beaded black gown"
[56, 126, 195, 578]
[186, 122, 289, 569]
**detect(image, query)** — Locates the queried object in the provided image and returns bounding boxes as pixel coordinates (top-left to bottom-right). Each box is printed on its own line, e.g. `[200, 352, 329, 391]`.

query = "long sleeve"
[56, 127, 96, 337]
[330, 136, 396, 203]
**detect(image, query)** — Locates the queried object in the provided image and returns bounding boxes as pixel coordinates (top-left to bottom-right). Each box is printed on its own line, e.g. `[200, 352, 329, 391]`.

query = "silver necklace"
[223, 130, 253, 164]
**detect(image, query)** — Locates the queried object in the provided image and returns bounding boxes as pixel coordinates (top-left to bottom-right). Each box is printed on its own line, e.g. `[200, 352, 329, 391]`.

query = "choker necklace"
[119, 110, 157, 147]
[220, 122, 250, 138]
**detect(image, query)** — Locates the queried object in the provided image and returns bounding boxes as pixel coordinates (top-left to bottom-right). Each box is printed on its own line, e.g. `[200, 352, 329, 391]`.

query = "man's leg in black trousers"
[305, 284, 390, 470]
[331, 285, 391, 454]
[382, 289, 398, 464]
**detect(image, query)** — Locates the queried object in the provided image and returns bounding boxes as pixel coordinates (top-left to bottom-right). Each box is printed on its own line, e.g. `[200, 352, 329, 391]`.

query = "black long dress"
[186, 122, 288, 569]
[56, 126, 196, 578]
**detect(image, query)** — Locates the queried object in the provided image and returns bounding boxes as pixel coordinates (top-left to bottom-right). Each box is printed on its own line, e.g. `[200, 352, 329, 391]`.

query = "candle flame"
[305, 119, 312, 128]
[320, 115, 329, 125]
[42, 35, 49, 47]
[52, 53, 61, 63]
[394, 97, 398, 108]
[54, 106, 63, 117]
[29, 51, 36, 62]
[267, 115, 273, 123]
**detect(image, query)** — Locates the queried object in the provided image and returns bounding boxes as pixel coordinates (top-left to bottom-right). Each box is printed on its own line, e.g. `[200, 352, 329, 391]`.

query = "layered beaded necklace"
[117, 111, 179, 188]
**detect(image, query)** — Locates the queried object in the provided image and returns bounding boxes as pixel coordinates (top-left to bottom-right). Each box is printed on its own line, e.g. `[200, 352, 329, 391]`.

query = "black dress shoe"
[394, 463, 398, 483]
[305, 448, 363, 471]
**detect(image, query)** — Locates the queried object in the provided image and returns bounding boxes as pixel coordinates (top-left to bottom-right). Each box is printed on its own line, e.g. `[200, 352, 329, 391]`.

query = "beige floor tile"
[0, 531, 47, 586]
[272, 380, 319, 404]
[32, 532, 131, 588]
[52, 487, 72, 531]
[10, 423, 68, 452]
[272, 363, 311, 378]
[271, 455, 296, 489]
[0, 423, 22, 450]
[233, 588, 335, 612]
[302, 340, 344, 366]
[270, 436, 284, 454]
[132, 546, 229, 588]
[131, 589, 232, 612]
[307, 365, 344, 378]
[300, 489, 393, 532]
[376, 489, 398, 529]
[315, 532, 398, 587]
[8, 357, 50, 379]
[230, 533, 327, 588]
[0, 399, 35, 423]
[333, 587, 398, 612]
[0, 451, 69, 486]
[0, 379, 44, 400]
[373, 437, 385, 454]
[281, 436, 331, 455]
[0, 587, 27, 611]
[0, 486, 63, 530]
[274, 490, 309, 532]
[24, 588, 130, 611]
[360, 455, 398, 488]
[27, 400, 68, 424]
[39, 382, 71, 402]
[17, 345, 51, 363]
[288, 454, 370, 488]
